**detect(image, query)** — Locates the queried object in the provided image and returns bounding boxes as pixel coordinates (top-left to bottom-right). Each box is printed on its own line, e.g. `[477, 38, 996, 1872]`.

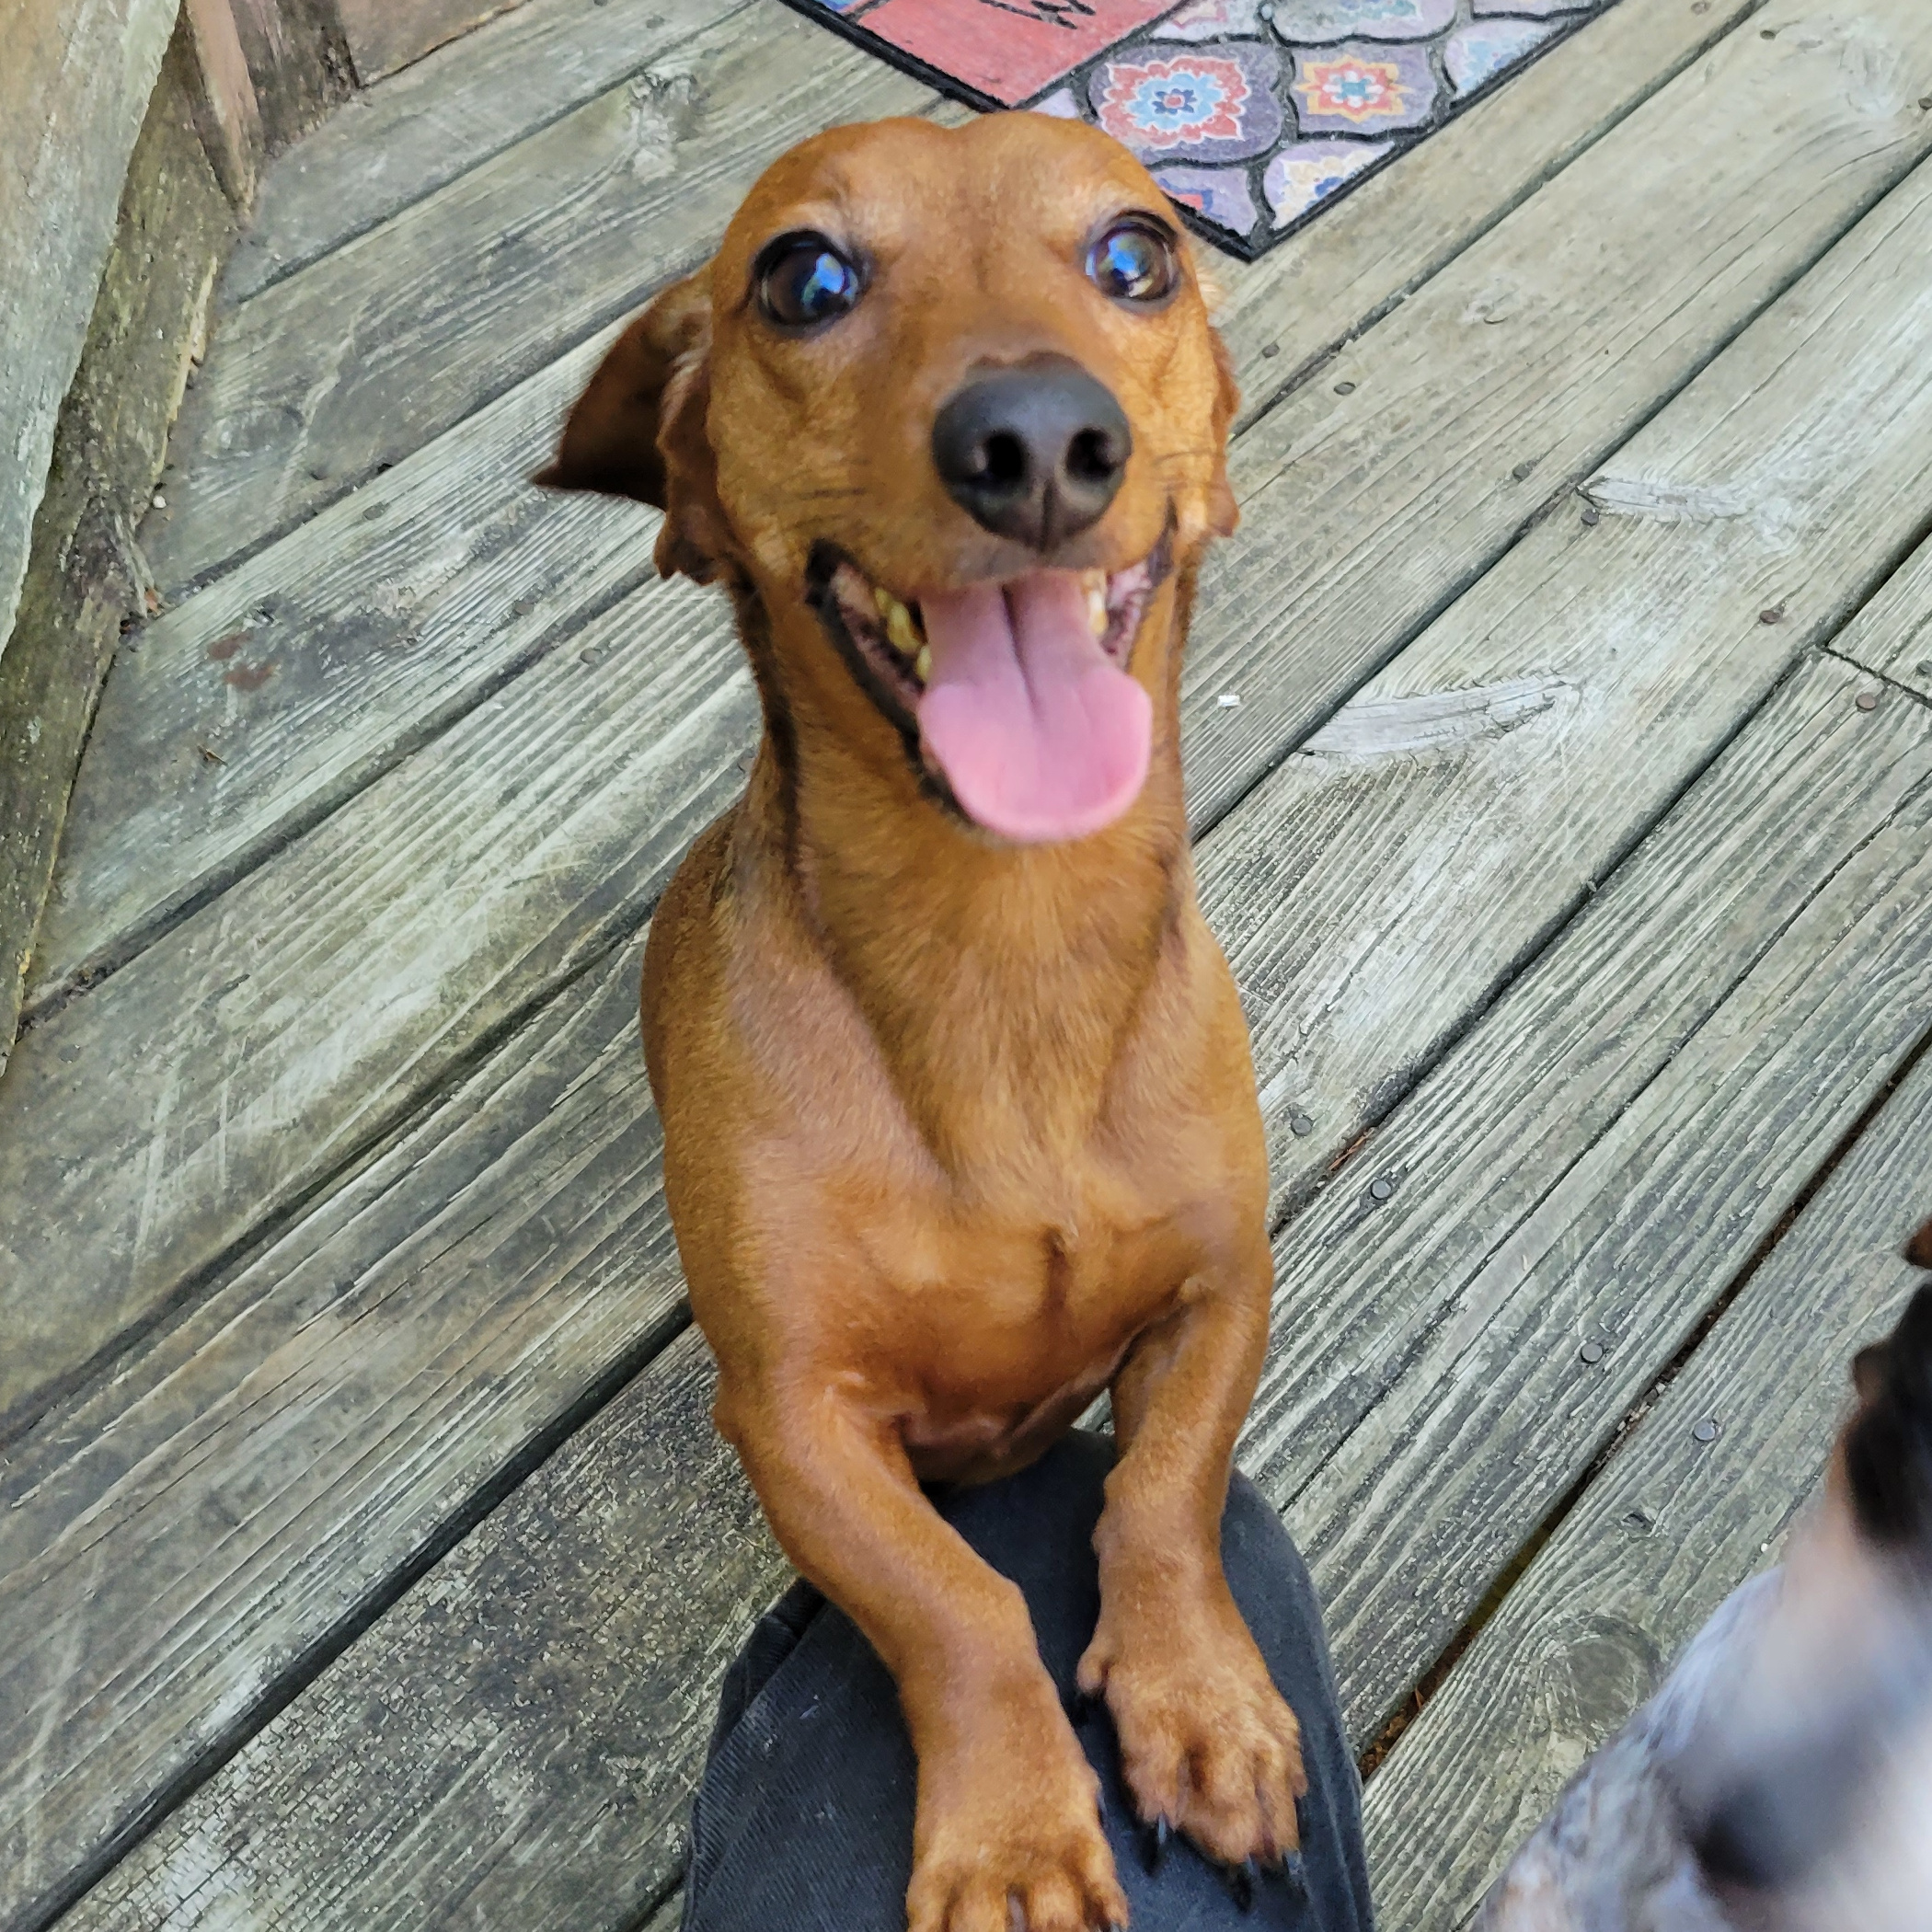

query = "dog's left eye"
[755, 233, 862, 330]
[1087, 221, 1179, 305]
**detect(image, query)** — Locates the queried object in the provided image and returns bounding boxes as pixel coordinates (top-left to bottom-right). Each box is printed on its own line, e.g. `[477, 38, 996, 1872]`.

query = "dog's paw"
[908, 1715, 1129, 1932]
[1077, 1591, 1305, 1869]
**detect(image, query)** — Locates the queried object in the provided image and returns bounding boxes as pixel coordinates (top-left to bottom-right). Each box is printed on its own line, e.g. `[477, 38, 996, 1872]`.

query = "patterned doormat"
[778, 0, 1619, 259]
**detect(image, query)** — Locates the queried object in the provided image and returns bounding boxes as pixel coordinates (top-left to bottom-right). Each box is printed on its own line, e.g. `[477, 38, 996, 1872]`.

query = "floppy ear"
[534, 266, 729, 582]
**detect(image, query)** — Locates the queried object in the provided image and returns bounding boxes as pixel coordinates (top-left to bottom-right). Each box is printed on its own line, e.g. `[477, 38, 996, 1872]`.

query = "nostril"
[1065, 426, 1123, 487]
[980, 431, 1029, 491]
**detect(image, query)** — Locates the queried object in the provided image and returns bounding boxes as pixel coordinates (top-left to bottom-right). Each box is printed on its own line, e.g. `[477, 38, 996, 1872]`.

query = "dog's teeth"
[1087, 584, 1108, 638]
[872, 583, 893, 617]
[886, 599, 920, 659]
[914, 643, 932, 685]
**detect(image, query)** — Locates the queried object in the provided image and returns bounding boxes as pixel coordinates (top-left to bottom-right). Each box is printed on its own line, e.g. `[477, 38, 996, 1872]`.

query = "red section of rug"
[858, 0, 1177, 105]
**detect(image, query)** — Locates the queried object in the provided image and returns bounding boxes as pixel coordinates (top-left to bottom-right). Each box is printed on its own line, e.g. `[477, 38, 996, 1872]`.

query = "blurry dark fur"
[1844, 1221, 1932, 1556]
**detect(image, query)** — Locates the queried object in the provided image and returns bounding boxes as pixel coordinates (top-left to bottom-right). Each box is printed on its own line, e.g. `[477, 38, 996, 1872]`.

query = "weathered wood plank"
[143, 4, 935, 594]
[48, 0, 1915, 1029]
[1210, 0, 1755, 422]
[26, 325, 650, 1012]
[1363, 1047, 1932, 1932]
[1181, 0, 1932, 832]
[0, 0, 178, 671]
[338, 0, 527, 84]
[0, 22, 236, 1074]
[223, 0, 354, 156]
[0, 571, 756, 1435]
[180, 0, 262, 206]
[1271, 663, 1932, 1743]
[1828, 524, 1932, 703]
[1197, 140, 1932, 1205]
[55, 649, 1932, 1931]
[224, 0, 743, 303]
[21, 154, 1932, 1929]
[0, 939, 686, 1932]
[60, 1323, 771, 1932]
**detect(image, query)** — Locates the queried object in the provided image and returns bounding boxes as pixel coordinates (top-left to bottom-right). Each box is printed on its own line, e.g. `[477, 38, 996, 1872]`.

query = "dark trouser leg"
[683, 1431, 1374, 1930]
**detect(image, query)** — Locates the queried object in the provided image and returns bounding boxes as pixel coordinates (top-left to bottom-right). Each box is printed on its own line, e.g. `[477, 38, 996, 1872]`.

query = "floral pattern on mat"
[1091, 44, 1283, 161]
[780, 0, 1623, 257]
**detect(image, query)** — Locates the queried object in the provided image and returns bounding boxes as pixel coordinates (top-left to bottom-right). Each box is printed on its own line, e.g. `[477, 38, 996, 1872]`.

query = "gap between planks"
[14, 135, 1932, 1929]
[224, 0, 756, 305]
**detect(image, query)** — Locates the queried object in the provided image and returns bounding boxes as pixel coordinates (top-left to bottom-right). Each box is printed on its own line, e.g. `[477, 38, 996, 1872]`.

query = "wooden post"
[182, 0, 264, 206]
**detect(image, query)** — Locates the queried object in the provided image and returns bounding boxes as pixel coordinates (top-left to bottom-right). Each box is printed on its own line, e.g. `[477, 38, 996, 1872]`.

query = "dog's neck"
[740, 581, 1195, 1178]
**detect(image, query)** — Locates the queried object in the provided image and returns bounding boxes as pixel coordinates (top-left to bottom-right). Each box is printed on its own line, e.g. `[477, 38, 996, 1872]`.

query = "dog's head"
[1665, 1216, 1932, 1931]
[537, 112, 1237, 848]
[1481, 1219, 1932, 1932]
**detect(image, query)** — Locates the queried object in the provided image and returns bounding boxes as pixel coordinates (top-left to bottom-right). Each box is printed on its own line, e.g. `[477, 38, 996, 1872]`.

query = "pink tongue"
[915, 572, 1152, 844]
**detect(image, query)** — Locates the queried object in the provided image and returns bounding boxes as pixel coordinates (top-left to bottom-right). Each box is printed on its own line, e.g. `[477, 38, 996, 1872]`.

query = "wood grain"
[1181, 0, 1932, 832]
[1281, 662, 1932, 1743]
[59, 1324, 776, 1932]
[1363, 1048, 1932, 1931]
[1196, 143, 1932, 1209]
[1828, 525, 1932, 703]
[180, 0, 261, 207]
[0, 27, 235, 1076]
[0, 568, 759, 1429]
[143, 5, 935, 595]
[17, 154, 1932, 1928]
[27, 323, 650, 1010]
[0, 0, 178, 671]
[224, 0, 743, 303]
[1236, 653, 1932, 1515]
[0, 940, 687, 1932]
[338, 0, 527, 83]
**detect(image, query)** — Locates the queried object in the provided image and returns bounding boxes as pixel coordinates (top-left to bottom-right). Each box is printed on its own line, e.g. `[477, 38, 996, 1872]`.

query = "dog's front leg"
[1077, 1244, 1307, 1869]
[726, 1385, 1131, 1932]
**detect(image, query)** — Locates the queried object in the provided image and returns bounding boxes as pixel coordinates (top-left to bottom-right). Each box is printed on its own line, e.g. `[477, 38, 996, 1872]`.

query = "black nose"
[931, 357, 1132, 550]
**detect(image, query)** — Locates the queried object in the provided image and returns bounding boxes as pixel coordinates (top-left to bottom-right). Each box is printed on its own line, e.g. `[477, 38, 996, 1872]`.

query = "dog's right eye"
[755, 233, 862, 331]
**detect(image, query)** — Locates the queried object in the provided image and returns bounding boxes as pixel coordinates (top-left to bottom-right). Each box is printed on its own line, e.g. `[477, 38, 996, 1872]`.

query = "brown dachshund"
[539, 112, 1303, 1932]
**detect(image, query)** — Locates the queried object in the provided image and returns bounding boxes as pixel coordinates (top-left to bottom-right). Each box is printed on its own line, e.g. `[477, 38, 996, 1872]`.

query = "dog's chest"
[858, 1170, 1201, 1471]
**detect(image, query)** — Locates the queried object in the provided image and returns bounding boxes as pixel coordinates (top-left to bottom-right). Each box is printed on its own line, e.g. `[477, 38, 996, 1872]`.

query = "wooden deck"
[4, 1, 1932, 1926]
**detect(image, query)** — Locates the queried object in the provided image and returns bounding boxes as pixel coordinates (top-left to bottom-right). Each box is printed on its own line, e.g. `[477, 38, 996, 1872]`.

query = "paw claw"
[1284, 1850, 1306, 1894]
[1225, 1857, 1259, 1912]
[1140, 1815, 1171, 1877]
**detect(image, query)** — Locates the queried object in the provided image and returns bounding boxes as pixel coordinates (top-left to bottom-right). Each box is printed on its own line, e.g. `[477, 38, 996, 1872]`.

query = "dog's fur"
[1481, 1216, 1932, 1931]
[540, 114, 1302, 1931]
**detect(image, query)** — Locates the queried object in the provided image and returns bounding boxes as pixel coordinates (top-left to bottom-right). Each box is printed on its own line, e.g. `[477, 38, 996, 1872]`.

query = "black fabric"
[684, 1431, 1374, 1930]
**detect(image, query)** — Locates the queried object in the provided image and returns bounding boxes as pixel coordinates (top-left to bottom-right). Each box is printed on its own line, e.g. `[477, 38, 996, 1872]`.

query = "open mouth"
[805, 533, 1171, 845]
